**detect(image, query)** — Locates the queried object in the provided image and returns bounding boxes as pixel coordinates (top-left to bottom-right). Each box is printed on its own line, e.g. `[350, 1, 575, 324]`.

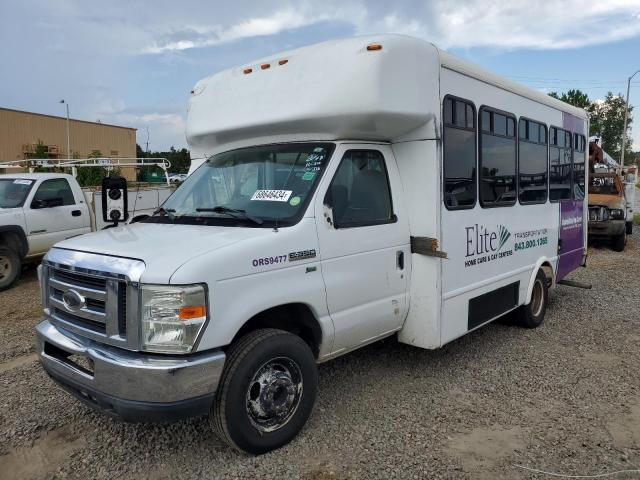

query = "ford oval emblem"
[62, 289, 85, 312]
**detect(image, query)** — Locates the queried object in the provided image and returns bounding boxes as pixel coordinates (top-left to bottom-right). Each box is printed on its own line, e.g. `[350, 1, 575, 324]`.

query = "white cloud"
[141, 0, 640, 54]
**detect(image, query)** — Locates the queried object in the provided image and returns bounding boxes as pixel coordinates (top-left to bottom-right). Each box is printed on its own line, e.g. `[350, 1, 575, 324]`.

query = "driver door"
[315, 144, 410, 355]
[25, 178, 89, 254]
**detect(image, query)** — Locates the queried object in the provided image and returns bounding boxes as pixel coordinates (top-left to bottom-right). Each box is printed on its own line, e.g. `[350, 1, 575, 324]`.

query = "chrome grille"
[42, 248, 144, 351]
[48, 267, 124, 337]
[589, 206, 608, 222]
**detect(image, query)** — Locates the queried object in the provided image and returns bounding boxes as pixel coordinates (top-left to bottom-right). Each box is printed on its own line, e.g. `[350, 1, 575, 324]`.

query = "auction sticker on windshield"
[251, 190, 292, 202]
[13, 179, 33, 185]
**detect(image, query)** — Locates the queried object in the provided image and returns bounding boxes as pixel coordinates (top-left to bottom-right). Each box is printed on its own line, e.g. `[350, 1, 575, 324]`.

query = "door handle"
[72, 210, 82, 217]
[396, 250, 404, 270]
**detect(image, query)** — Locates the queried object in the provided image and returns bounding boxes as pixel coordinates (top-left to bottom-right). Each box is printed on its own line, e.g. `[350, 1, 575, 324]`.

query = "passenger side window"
[549, 127, 572, 202]
[518, 119, 548, 204]
[573, 134, 586, 200]
[479, 107, 517, 207]
[443, 96, 477, 209]
[324, 150, 394, 228]
[31, 178, 75, 208]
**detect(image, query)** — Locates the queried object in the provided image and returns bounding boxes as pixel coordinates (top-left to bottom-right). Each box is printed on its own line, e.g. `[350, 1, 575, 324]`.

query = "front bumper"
[588, 219, 625, 238]
[36, 320, 225, 422]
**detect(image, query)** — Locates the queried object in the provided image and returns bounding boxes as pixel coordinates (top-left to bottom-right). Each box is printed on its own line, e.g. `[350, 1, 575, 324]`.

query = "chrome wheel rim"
[246, 357, 303, 432]
[531, 279, 544, 317]
[0, 255, 11, 281]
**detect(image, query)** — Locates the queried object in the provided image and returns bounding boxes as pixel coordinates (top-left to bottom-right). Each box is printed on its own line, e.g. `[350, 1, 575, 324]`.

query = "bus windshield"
[149, 143, 334, 227]
[0, 179, 34, 208]
[588, 176, 620, 195]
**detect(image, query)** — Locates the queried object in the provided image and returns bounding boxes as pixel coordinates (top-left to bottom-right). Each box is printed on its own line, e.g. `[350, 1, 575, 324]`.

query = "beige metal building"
[0, 107, 137, 179]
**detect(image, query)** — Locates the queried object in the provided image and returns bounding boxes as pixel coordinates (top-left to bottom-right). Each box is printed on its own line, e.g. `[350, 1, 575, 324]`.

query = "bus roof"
[186, 34, 587, 160]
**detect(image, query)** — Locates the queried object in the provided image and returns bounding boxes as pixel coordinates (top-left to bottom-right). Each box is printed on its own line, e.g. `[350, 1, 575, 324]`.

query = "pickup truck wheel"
[612, 232, 626, 252]
[211, 328, 318, 454]
[626, 221, 633, 235]
[0, 247, 21, 291]
[514, 269, 548, 329]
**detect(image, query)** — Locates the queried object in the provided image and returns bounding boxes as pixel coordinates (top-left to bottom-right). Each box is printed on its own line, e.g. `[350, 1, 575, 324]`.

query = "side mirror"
[101, 176, 128, 225]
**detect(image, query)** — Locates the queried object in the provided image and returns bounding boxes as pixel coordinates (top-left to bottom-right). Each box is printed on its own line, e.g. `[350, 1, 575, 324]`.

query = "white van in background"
[36, 35, 588, 454]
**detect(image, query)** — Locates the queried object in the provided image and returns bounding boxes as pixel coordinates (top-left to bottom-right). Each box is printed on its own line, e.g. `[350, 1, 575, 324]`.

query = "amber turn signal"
[179, 305, 206, 320]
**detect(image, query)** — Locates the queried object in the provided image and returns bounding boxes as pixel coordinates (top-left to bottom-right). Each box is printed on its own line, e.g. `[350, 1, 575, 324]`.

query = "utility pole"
[59, 99, 70, 160]
[145, 126, 150, 154]
[620, 70, 639, 170]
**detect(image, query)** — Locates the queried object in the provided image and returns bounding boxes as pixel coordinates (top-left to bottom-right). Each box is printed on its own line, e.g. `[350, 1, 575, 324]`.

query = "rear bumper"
[588, 220, 625, 238]
[36, 319, 225, 422]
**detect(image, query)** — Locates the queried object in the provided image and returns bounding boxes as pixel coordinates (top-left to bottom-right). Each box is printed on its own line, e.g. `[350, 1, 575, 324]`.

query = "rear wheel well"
[232, 304, 322, 358]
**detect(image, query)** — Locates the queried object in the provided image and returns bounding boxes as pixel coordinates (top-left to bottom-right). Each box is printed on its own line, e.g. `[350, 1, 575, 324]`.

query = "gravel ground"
[0, 231, 639, 480]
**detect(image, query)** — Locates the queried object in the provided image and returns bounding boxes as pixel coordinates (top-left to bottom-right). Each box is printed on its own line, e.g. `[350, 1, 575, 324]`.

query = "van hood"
[588, 193, 625, 209]
[54, 222, 274, 282]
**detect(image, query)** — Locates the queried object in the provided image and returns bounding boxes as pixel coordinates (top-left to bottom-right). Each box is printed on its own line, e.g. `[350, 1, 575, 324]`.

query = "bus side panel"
[393, 140, 442, 349]
[438, 67, 569, 346]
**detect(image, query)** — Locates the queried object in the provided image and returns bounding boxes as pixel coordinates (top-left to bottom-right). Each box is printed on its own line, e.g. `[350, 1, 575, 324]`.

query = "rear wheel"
[626, 221, 633, 235]
[514, 269, 548, 329]
[0, 247, 21, 291]
[211, 328, 318, 454]
[612, 233, 626, 252]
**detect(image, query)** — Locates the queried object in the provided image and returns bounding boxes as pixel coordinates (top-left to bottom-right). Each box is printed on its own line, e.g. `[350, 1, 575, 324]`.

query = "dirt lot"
[0, 230, 639, 480]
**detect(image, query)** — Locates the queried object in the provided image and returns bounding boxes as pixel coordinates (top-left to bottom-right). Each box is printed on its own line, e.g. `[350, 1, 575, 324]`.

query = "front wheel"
[211, 329, 318, 454]
[514, 269, 548, 329]
[625, 221, 633, 235]
[0, 247, 21, 291]
[612, 232, 626, 252]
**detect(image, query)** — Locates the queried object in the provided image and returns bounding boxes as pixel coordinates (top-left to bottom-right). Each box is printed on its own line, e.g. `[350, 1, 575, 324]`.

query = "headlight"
[609, 209, 624, 220]
[140, 284, 208, 353]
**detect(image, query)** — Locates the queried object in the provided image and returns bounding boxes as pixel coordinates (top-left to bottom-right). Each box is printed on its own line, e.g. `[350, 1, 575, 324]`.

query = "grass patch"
[635, 213, 640, 225]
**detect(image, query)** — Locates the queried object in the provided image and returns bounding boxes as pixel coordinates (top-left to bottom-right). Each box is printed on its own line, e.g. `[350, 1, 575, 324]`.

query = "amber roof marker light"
[366, 43, 383, 51]
[278, 59, 288, 65]
[261, 63, 270, 70]
[243, 68, 253, 74]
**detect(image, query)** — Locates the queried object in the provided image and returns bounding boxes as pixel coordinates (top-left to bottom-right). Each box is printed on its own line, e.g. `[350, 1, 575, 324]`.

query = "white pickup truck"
[0, 172, 172, 289]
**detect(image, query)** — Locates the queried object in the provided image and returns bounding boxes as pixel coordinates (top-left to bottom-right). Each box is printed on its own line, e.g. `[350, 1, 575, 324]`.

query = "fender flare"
[525, 257, 555, 304]
[0, 225, 29, 258]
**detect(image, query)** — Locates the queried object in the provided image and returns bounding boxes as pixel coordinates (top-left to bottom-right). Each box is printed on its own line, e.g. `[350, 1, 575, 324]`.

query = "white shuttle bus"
[36, 35, 588, 454]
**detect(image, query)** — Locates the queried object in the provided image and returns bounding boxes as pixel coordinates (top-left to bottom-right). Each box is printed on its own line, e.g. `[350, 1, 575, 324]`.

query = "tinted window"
[573, 133, 586, 200]
[32, 178, 75, 206]
[479, 108, 517, 206]
[443, 96, 477, 209]
[518, 119, 548, 204]
[549, 127, 572, 202]
[326, 150, 393, 228]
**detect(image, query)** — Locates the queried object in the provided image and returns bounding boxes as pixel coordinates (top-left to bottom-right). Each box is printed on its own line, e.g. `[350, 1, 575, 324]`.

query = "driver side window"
[32, 179, 75, 208]
[324, 150, 394, 228]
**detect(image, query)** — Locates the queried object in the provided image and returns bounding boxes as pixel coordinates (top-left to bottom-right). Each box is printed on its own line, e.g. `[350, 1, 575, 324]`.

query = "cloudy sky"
[1, 0, 640, 152]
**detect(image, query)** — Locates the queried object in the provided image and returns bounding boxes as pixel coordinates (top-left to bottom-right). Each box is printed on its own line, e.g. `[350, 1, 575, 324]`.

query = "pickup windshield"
[589, 176, 620, 195]
[0, 179, 35, 208]
[147, 143, 335, 227]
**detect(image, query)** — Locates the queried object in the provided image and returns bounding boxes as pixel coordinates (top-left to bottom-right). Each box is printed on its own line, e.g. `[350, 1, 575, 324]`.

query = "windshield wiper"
[152, 207, 176, 219]
[196, 206, 263, 225]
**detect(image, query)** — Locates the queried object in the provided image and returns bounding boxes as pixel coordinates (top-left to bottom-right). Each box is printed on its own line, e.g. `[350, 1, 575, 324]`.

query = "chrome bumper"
[36, 320, 225, 421]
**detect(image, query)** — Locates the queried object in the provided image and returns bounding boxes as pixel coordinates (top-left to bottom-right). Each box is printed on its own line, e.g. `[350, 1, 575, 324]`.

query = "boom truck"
[35, 35, 589, 454]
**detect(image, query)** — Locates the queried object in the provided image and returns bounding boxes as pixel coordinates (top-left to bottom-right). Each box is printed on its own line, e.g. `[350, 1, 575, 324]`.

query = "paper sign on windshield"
[251, 190, 292, 202]
[13, 179, 33, 185]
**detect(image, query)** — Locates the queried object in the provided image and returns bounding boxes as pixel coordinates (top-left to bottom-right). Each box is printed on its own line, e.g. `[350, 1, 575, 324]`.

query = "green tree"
[548, 89, 591, 109]
[589, 92, 633, 160]
[74, 150, 121, 187]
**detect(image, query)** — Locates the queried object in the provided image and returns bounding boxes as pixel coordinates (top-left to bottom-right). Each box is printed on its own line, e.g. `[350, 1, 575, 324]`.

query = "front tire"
[612, 232, 625, 252]
[514, 269, 548, 329]
[0, 247, 21, 291]
[211, 329, 318, 454]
